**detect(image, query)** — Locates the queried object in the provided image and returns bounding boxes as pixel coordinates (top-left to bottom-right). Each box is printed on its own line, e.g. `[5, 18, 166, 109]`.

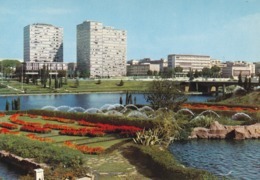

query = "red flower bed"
[0, 128, 19, 135]
[0, 122, 18, 130]
[43, 123, 72, 130]
[20, 125, 51, 133]
[78, 120, 142, 137]
[182, 103, 259, 113]
[0, 113, 5, 117]
[26, 133, 54, 142]
[78, 120, 96, 127]
[63, 141, 104, 154]
[59, 127, 105, 137]
[42, 116, 74, 123]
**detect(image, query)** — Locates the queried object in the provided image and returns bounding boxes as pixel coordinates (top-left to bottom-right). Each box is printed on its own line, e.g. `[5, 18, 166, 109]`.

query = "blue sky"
[0, 0, 260, 62]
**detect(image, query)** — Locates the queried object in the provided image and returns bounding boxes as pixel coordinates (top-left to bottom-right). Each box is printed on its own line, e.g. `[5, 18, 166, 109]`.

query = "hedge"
[0, 134, 84, 168]
[130, 145, 216, 180]
[26, 110, 156, 129]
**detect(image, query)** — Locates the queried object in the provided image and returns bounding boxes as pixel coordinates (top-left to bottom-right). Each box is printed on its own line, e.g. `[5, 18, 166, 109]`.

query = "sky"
[0, 0, 260, 63]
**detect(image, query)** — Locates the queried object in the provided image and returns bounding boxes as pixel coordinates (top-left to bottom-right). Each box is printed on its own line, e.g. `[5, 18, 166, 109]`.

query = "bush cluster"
[27, 110, 156, 129]
[0, 134, 84, 168]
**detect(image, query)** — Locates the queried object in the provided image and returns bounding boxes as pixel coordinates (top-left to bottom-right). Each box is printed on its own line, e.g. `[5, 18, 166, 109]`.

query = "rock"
[191, 127, 209, 139]
[190, 122, 260, 140]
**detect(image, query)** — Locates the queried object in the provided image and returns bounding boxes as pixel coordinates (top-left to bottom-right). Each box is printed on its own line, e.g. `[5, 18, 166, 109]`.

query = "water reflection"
[169, 140, 260, 179]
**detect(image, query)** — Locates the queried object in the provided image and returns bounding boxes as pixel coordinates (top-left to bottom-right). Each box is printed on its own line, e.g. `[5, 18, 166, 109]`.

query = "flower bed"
[26, 133, 54, 142]
[20, 125, 51, 133]
[59, 127, 105, 137]
[0, 128, 19, 135]
[182, 103, 259, 113]
[0, 122, 18, 130]
[42, 116, 75, 123]
[64, 141, 104, 154]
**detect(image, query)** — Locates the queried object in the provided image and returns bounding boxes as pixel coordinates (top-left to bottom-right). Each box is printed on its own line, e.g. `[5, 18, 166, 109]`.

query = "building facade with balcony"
[23, 23, 66, 73]
[77, 21, 127, 77]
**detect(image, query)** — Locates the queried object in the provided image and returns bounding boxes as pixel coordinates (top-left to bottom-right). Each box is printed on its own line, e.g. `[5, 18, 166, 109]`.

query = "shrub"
[0, 134, 84, 168]
[129, 145, 215, 180]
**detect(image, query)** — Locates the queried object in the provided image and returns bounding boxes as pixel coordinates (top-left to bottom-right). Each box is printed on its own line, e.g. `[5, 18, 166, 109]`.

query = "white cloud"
[31, 7, 74, 15]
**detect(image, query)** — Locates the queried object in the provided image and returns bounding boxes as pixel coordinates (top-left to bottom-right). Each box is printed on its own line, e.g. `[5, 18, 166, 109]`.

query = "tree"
[58, 70, 67, 78]
[201, 67, 212, 78]
[144, 80, 187, 110]
[211, 65, 221, 78]
[75, 78, 79, 88]
[119, 96, 123, 105]
[5, 101, 9, 111]
[174, 66, 183, 73]
[187, 68, 194, 81]
[248, 77, 252, 91]
[238, 71, 243, 86]
[194, 70, 200, 78]
[147, 70, 153, 76]
[244, 76, 248, 90]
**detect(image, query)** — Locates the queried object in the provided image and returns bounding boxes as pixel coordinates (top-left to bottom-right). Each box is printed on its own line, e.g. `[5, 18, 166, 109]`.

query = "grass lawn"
[0, 79, 152, 95]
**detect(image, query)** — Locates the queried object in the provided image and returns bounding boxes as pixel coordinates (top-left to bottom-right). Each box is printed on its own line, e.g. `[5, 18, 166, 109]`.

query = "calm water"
[169, 140, 260, 180]
[0, 161, 21, 179]
[0, 93, 215, 111]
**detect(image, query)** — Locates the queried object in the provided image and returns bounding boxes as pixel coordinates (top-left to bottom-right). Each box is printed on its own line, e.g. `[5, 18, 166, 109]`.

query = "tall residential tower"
[77, 21, 127, 77]
[24, 23, 63, 62]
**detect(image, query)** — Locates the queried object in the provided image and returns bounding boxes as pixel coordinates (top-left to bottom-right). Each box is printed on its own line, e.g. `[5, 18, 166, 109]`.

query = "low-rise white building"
[168, 54, 211, 73]
[222, 61, 255, 78]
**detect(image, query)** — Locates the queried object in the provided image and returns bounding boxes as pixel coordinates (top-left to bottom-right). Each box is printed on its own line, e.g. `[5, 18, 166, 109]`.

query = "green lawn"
[0, 79, 152, 95]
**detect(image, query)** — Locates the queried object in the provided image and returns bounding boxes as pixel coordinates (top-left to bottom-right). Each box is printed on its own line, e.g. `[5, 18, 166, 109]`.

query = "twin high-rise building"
[23, 21, 127, 77]
[77, 21, 127, 77]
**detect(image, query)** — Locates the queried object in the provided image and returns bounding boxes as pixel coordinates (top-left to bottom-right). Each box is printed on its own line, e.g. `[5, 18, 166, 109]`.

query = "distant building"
[23, 23, 66, 73]
[126, 58, 166, 76]
[77, 20, 127, 77]
[254, 62, 260, 76]
[168, 54, 211, 73]
[222, 61, 255, 78]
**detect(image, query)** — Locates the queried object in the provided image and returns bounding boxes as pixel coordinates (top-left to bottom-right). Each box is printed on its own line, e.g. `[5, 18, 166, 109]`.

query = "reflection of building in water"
[222, 61, 255, 78]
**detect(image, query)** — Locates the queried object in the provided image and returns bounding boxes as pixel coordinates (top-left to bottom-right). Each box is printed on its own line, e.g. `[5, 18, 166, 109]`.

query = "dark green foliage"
[238, 72, 243, 86]
[0, 134, 84, 168]
[75, 78, 80, 87]
[49, 77, 51, 88]
[119, 96, 123, 104]
[55, 77, 59, 89]
[117, 80, 124, 86]
[5, 100, 9, 111]
[130, 145, 215, 180]
[95, 79, 101, 84]
[27, 109, 155, 129]
[244, 76, 248, 90]
[144, 80, 187, 110]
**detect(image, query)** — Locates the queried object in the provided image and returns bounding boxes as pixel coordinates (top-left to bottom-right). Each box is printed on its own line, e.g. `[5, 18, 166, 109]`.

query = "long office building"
[24, 23, 63, 62]
[168, 54, 211, 73]
[77, 21, 127, 77]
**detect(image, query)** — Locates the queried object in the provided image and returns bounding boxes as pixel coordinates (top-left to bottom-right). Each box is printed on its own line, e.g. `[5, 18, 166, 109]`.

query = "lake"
[0, 93, 215, 111]
[169, 140, 260, 179]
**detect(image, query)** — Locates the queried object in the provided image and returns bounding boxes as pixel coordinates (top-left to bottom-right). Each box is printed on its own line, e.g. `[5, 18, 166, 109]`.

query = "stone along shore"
[190, 121, 260, 140]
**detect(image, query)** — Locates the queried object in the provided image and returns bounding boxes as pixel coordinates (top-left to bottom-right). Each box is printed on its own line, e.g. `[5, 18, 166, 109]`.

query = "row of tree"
[147, 65, 221, 79]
